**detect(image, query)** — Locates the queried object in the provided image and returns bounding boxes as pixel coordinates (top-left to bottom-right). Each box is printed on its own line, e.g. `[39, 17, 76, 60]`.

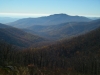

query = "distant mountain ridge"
[8, 13, 91, 28]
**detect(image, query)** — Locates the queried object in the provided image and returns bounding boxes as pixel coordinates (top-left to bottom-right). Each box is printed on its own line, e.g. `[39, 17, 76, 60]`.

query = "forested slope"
[0, 23, 45, 47]
[0, 27, 100, 75]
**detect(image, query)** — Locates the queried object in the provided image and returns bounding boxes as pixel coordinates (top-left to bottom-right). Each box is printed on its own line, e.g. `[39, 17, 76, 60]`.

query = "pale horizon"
[0, 12, 100, 18]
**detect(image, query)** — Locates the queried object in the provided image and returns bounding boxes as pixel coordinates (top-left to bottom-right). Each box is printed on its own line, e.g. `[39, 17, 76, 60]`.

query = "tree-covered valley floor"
[0, 27, 100, 75]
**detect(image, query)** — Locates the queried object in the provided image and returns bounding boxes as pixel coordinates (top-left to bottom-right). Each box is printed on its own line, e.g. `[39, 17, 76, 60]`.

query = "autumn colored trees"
[0, 28, 100, 75]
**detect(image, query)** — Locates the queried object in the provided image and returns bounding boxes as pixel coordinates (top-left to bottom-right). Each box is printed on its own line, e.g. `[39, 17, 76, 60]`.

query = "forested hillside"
[0, 23, 45, 47]
[0, 27, 100, 75]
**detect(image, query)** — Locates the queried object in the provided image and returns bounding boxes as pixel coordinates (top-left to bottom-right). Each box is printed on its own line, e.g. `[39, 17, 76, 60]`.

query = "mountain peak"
[8, 13, 91, 28]
[49, 13, 69, 17]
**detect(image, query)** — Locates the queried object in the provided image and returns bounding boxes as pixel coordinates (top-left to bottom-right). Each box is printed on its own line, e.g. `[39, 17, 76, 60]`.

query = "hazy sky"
[0, 0, 100, 17]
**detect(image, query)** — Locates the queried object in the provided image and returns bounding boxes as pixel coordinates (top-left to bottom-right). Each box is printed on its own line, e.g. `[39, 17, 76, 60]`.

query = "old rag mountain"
[24, 19, 100, 40]
[8, 14, 91, 28]
[0, 23, 45, 47]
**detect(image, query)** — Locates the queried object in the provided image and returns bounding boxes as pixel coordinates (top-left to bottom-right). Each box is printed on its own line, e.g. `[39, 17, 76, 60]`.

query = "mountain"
[24, 19, 100, 40]
[0, 23, 45, 47]
[7, 13, 91, 28]
[0, 17, 19, 23]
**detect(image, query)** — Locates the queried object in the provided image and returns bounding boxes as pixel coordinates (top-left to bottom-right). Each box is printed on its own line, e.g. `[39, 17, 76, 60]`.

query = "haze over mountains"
[24, 19, 100, 40]
[0, 17, 19, 23]
[8, 14, 91, 28]
[5, 13, 100, 40]
[88, 17, 100, 20]
[0, 13, 100, 47]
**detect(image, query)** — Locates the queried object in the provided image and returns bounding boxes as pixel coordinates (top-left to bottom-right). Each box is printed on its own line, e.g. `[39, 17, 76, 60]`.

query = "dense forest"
[0, 27, 100, 75]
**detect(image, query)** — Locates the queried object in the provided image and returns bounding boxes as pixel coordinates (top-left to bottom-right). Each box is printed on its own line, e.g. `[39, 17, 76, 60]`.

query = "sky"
[0, 0, 100, 18]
